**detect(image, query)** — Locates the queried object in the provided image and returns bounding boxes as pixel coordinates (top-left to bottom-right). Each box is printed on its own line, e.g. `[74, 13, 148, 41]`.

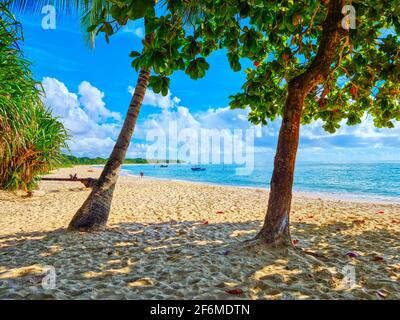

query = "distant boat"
[191, 167, 206, 171]
[160, 165, 169, 168]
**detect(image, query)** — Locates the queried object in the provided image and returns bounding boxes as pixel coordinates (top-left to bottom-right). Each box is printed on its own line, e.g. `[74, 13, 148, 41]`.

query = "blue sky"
[16, 11, 400, 164]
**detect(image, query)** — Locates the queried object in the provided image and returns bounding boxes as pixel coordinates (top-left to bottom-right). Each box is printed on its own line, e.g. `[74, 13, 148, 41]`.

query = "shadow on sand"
[0, 219, 398, 299]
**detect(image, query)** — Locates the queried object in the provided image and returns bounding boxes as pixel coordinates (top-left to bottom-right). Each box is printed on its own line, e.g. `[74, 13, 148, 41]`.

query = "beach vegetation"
[59, 154, 182, 166]
[0, 2, 68, 192]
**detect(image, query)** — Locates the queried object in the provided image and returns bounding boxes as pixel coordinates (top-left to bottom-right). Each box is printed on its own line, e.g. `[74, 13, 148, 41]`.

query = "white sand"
[0, 166, 399, 299]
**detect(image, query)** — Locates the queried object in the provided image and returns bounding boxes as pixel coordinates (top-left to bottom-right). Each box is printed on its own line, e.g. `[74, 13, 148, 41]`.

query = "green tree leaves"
[86, 0, 399, 129]
[185, 57, 210, 79]
[126, 0, 154, 20]
[219, 1, 399, 133]
[227, 52, 241, 72]
[149, 76, 170, 96]
[182, 36, 202, 58]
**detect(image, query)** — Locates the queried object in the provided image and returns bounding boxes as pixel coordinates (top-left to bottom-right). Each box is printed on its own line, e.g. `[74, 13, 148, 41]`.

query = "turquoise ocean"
[120, 162, 400, 203]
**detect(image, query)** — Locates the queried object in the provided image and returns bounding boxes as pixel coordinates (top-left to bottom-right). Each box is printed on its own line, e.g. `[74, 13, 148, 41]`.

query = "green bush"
[0, 2, 69, 191]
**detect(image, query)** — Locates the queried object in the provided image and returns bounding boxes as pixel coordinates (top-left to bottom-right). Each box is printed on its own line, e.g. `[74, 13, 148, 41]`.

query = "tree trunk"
[256, 82, 305, 246]
[256, 0, 347, 246]
[68, 68, 150, 232]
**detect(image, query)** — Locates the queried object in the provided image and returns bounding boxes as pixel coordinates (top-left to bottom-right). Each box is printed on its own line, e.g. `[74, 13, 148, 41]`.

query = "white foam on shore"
[118, 170, 400, 205]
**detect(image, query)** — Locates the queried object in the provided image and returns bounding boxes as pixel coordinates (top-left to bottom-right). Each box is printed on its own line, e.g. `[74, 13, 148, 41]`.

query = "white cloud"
[133, 27, 144, 38]
[134, 95, 260, 164]
[300, 116, 400, 142]
[41, 77, 121, 157]
[342, 117, 400, 139]
[129, 86, 180, 109]
[121, 22, 144, 38]
[40, 78, 400, 162]
[69, 137, 116, 156]
[78, 81, 121, 122]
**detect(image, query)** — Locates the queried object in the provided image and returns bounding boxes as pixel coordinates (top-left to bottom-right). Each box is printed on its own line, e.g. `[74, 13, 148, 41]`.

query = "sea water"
[120, 162, 400, 203]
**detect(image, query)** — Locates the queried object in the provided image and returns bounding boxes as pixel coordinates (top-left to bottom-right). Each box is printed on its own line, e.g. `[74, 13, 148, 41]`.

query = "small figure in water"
[140, 172, 144, 178]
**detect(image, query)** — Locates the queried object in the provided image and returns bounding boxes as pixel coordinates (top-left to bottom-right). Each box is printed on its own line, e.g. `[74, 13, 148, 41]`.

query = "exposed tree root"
[243, 236, 329, 262]
[296, 247, 329, 261]
[243, 237, 293, 254]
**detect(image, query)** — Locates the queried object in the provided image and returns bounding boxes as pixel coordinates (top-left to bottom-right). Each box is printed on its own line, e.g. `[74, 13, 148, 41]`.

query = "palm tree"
[8, 0, 152, 230]
[9, 0, 194, 232]
[68, 67, 150, 230]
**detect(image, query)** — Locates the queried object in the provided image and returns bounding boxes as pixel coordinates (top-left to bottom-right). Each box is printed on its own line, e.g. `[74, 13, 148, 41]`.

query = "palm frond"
[4, 0, 92, 15]
[3, 0, 111, 48]
[160, 0, 206, 26]
[0, 2, 69, 191]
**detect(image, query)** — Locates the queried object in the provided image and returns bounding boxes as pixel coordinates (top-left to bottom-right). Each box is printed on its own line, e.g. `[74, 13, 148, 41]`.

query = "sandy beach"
[0, 165, 399, 300]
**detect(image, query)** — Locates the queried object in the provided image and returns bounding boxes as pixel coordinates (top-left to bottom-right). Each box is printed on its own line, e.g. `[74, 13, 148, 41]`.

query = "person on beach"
[140, 172, 144, 178]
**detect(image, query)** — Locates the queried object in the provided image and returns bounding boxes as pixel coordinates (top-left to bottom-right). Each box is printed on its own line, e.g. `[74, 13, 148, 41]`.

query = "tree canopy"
[90, 0, 399, 133]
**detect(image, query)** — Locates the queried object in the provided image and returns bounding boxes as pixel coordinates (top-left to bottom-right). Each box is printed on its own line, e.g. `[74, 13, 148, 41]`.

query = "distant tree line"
[59, 154, 183, 167]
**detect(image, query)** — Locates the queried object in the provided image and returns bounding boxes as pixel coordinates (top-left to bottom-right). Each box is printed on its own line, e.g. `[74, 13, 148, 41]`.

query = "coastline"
[117, 166, 400, 205]
[1, 165, 399, 300]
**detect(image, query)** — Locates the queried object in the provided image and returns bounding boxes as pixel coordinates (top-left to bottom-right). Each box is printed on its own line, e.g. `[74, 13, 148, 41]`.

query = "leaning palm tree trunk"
[68, 68, 150, 231]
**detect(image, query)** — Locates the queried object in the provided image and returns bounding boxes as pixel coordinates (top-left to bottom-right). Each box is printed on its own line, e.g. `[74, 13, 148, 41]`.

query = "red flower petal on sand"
[375, 211, 385, 214]
[203, 221, 209, 225]
[372, 256, 384, 262]
[226, 288, 244, 295]
[216, 211, 224, 214]
[292, 239, 299, 245]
